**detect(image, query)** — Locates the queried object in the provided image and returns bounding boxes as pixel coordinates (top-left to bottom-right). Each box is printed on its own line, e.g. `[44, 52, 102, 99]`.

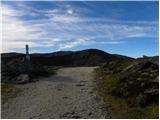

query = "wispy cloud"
[58, 38, 91, 50]
[1, 2, 158, 53]
[2, 4, 44, 52]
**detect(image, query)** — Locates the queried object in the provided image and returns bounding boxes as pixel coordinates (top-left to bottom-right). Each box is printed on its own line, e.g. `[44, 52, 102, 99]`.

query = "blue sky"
[2, 1, 158, 57]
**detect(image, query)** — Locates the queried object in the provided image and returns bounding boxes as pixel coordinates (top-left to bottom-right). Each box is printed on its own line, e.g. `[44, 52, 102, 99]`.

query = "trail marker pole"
[25, 44, 30, 61]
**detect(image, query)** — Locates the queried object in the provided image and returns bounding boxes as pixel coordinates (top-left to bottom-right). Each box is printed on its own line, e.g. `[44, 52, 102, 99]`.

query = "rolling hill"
[1, 49, 134, 66]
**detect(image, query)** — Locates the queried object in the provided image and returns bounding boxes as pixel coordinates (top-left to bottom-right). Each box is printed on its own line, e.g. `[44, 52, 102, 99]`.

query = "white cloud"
[1, 4, 56, 52]
[50, 15, 80, 23]
[67, 9, 74, 14]
[58, 38, 91, 50]
[41, 38, 61, 47]
[1, 4, 23, 17]
[1, 2, 158, 53]
[99, 41, 124, 44]
[2, 41, 38, 52]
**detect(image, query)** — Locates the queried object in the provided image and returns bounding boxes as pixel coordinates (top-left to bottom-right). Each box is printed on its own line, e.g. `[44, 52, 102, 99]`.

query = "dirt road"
[2, 67, 110, 119]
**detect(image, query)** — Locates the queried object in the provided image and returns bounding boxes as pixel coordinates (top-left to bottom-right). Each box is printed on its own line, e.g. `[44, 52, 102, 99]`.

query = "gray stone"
[136, 94, 147, 107]
[15, 74, 30, 84]
[63, 96, 68, 99]
[152, 76, 159, 83]
[76, 84, 85, 87]
[144, 88, 159, 96]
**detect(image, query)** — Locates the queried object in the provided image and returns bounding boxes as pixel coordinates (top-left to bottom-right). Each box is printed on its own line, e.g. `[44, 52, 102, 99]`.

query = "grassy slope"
[94, 61, 158, 119]
[1, 83, 21, 104]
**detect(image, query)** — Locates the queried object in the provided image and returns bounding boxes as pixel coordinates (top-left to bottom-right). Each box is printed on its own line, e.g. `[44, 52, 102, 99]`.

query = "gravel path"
[2, 67, 110, 119]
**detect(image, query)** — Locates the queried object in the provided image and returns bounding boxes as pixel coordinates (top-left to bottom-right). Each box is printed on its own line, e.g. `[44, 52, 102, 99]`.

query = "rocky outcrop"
[1, 58, 51, 84]
[113, 60, 159, 106]
[137, 56, 159, 65]
[100, 60, 133, 74]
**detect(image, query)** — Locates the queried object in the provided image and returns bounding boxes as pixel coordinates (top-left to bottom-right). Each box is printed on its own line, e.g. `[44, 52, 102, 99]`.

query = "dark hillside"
[1, 49, 134, 66]
[1, 53, 24, 64]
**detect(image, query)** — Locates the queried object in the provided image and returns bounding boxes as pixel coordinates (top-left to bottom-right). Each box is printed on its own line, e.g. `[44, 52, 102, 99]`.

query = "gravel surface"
[1, 67, 111, 119]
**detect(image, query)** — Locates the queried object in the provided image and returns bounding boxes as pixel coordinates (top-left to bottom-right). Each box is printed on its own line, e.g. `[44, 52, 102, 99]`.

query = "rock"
[63, 96, 68, 99]
[136, 94, 148, 107]
[15, 74, 30, 84]
[61, 111, 81, 118]
[71, 115, 81, 119]
[153, 76, 159, 83]
[111, 60, 159, 106]
[155, 116, 159, 119]
[1, 58, 51, 84]
[32, 79, 39, 83]
[88, 91, 93, 94]
[88, 112, 92, 116]
[79, 80, 86, 83]
[144, 88, 158, 96]
[75, 84, 85, 87]
[57, 88, 62, 91]
[137, 77, 142, 81]
[119, 61, 158, 80]
[99, 77, 103, 80]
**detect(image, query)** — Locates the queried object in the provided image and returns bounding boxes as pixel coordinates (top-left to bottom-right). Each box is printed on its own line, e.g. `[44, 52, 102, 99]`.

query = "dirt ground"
[1, 67, 111, 119]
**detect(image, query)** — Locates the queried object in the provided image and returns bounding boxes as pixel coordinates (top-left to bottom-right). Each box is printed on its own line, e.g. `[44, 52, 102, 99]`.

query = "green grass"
[1, 83, 20, 103]
[94, 64, 159, 119]
[1, 84, 15, 93]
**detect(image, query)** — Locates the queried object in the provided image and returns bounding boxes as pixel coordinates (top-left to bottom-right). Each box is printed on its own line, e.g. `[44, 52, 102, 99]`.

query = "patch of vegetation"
[100, 60, 135, 74]
[1, 59, 57, 84]
[1, 83, 20, 103]
[1, 84, 14, 93]
[94, 60, 159, 119]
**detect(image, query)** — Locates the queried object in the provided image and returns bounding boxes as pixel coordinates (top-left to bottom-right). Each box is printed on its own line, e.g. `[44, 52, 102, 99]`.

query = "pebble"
[75, 84, 85, 87]
[63, 96, 68, 99]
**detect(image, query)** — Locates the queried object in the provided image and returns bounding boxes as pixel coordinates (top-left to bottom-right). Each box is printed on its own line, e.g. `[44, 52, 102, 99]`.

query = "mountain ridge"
[2, 48, 158, 66]
[1, 49, 134, 66]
